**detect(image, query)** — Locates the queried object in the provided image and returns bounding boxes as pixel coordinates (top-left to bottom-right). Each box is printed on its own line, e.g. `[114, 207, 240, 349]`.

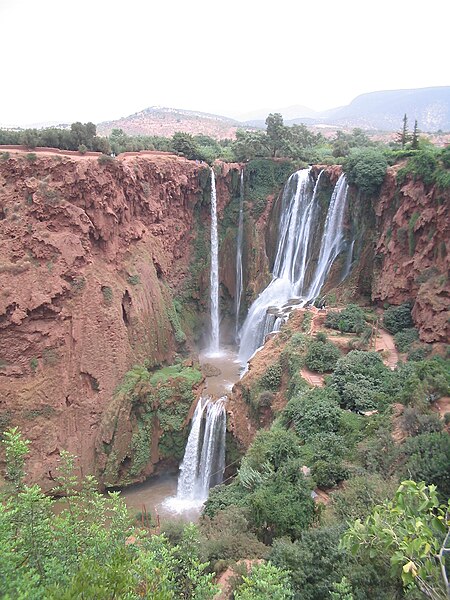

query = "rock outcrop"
[371, 166, 449, 342]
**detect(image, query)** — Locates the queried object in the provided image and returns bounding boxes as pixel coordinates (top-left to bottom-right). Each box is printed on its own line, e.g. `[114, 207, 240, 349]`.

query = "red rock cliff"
[371, 166, 449, 342]
[0, 151, 237, 488]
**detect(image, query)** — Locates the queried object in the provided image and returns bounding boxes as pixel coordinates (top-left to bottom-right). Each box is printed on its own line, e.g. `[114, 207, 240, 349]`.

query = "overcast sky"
[1, 0, 449, 127]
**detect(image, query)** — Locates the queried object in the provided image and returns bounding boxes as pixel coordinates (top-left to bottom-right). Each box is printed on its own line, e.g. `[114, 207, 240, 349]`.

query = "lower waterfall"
[164, 396, 227, 510]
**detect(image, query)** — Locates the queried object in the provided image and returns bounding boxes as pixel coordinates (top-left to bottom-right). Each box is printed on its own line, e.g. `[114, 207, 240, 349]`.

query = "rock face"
[371, 166, 449, 342]
[0, 151, 238, 488]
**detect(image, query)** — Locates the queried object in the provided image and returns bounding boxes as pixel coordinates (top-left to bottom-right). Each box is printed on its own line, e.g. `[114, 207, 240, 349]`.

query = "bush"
[234, 562, 294, 600]
[330, 351, 392, 412]
[325, 304, 366, 334]
[281, 388, 342, 440]
[407, 345, 431, 362]
[399, 406, 443, 437]
[399, 432, 450, 499]
[382, 302, 413, 334]
[260, 362, 282, 391]
[304, 341, 340, 373]
[393, 327, 419, 352]
[343, 148, 388, 196]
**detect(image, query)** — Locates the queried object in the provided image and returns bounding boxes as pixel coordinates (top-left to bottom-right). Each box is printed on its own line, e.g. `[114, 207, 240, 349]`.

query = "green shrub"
[260, 362, 282, 391]
[305, 341, 340, 373]
[101, 285, 113, 305]
[330, 350, 392, 412]
[398, 148, 438, 186]
[98, 154, 115, 165]
[382, 302, 413, 333]
[78, 144, 88, 154]
[26, 152, 37, 162]
[343, 148, 388, 196]
[127, 274, 140, 285]
[325, 304, 366, 334]
[407, 345, 431, 362]
[399, 432, 450, 499]
[281, 388, 342, 440]
[234, 562, 294, 600]
[1, 151, 10, 160]
[393, 327, 419, 352]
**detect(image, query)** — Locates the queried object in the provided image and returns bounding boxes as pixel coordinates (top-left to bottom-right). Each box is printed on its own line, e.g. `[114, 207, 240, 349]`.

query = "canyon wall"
[0, 151, 239, 488]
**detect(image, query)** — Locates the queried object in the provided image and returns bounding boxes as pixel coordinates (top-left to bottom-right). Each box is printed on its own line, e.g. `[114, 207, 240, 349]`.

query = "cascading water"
[306, 174, 349, 300]
[238, 169, 349, 364]
[167, 396, 227, 508]
[235, 169, 245, 341]
[209, 168, 220, 354]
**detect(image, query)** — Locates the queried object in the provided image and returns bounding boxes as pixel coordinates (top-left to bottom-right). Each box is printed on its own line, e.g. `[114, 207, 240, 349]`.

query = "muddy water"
[121, 344, 242, 522]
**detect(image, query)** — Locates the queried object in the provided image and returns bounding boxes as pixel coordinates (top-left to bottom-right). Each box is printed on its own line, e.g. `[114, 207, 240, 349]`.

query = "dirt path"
[375, 328, 399, 370]
[433, 396, 450, 420]
[300, 366, 325, 387]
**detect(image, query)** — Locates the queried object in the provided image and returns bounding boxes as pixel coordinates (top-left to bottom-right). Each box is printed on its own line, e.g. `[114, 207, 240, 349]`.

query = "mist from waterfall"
[209, 168, 220, 354]
[238, 169, 349, 364]
[235, 169, 245, 341]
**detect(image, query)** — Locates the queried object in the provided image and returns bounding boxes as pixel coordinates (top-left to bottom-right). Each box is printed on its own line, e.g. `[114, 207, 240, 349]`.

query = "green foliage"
[325, 304, 366, 334]
[394, 327, 419, 352]
[342, 480, 450, 599]
[260, 362, 282, 391]
[26, 152, 38, 162]
[399, 432, 450, 499]
[127, 273, 140, 285]
[203, 481, 248, 519]
[234, 562, 294, 600]
[101, 285, 113, 305]
[2, 427, 31, 492]
[330, 577, 354, 600]
[398, 148, 438, 186]
[330, 350, 392, 412]
[199, 505, 267, 571]
[408, 212, 420, 255]
[383, 302, 414, 333]
[281, 388, 342, 440]
[304, 340, 340, 373]
[0, 431, 219, 598]
[343, 148, 388, 196]
[407, 345, 431, 362]
[167, 299, 186, 344]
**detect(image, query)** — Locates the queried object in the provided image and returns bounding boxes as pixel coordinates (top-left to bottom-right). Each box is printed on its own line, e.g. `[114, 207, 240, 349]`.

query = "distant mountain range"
[96, 86, 450, 138]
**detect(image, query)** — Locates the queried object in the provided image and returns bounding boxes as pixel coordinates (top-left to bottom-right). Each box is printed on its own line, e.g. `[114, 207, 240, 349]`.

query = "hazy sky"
[1, 0, 449, 126]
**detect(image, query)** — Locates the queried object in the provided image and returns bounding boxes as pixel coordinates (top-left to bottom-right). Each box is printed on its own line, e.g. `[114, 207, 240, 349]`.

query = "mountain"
[320, 87, 450, 131]
[97, 106, 241, 139]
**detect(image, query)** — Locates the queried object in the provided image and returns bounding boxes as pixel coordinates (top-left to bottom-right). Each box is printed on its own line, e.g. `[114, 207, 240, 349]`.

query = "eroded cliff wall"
[0, 151, 238, 488]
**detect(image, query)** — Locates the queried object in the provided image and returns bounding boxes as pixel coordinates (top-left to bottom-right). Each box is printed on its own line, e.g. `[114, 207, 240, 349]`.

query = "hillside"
[97, 106, 241, 139]
[321, 86, 450, 131]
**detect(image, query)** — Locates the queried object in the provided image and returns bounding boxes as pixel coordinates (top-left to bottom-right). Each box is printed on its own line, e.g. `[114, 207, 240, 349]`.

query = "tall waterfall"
[235, 169, 245, 341]
[238, 169, 349, 364]
[209, 168, 220, 354]
[176, 397, 227, 503]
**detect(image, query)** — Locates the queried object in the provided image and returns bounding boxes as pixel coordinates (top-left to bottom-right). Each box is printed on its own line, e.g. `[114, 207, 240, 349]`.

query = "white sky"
[1, 0, 449, 127]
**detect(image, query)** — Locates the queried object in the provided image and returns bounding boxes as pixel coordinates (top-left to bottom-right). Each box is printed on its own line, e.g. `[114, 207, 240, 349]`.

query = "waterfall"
[235, 169, 245, 341]
[175, 397, 227, 504]
[238, 169, 349, 364]
[209, 168, 220, 354]
[306, 174, 349, 299]
[340, 239, 355, 282]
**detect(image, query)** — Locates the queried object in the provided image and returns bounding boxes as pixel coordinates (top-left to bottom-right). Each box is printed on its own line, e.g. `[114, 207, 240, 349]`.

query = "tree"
[343, 148, 388, 196]
[412, 120, 420, 150]
[234, 562, 294, 600]
[265, 113, 289, 157]
[397, 113, 411, 149]
[342, 480, 450, 600]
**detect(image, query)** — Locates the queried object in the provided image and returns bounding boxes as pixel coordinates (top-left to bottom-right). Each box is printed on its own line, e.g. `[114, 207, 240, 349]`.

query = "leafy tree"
[266, 113, 289, 158]
[383, 302, 414, 333]
[172, 132, 201, 160]
[234, 562, 294, 600]
[281, 388, 342, 440]
[342, 480, 450, 600]
[325, 304, 366, 334]
[343, 148, 388, 196]
[304, 340, 341, 373]
[330, 577, 354, 600]
[399, 432, 450, 499]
